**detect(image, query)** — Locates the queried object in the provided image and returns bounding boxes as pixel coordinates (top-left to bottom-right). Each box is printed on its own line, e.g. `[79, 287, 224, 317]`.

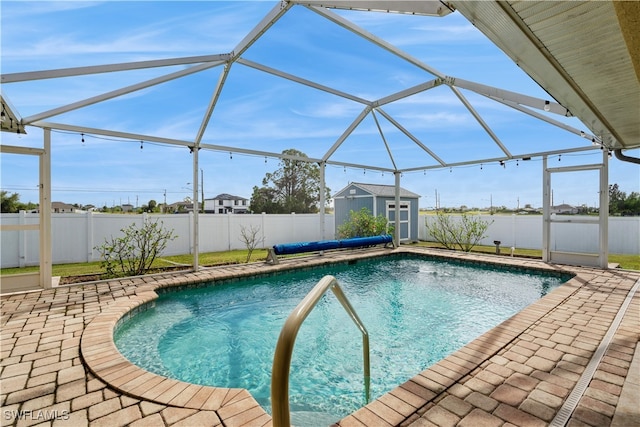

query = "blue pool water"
[115, 255, 569, 424]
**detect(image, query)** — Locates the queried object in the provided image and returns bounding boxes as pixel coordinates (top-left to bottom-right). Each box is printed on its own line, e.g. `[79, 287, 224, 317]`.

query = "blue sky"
[1, 1, 638, 210]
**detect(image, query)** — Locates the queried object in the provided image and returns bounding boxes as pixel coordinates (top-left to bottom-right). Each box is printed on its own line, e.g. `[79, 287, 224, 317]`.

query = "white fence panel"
[52, 214, 90, 264]
[609, 217, 640, 255]
[2, 212, 635, 268]
[419, 214, 639, 255]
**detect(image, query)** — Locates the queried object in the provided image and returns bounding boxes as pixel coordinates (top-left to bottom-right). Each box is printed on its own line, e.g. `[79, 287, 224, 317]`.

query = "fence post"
[262, 212, 267, 248]
[19, 210, 27, 268]
[87, 211, 94, 262]
[188, 211, 194, 254]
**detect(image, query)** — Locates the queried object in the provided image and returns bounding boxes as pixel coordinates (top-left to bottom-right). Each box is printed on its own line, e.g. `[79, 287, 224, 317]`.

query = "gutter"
[614, 149, 640, 165]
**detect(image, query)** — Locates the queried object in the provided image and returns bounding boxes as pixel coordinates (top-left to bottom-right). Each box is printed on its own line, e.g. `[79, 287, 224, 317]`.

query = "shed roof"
[336, 182, 420, 199]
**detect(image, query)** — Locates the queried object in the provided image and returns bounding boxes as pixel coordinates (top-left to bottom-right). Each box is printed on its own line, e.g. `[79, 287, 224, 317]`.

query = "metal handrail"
[271, 275, 370, 427]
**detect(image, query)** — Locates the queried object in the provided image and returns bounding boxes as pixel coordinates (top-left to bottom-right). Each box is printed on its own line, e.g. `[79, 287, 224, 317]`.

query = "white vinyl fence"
[1, 212, 335, 268]
[418, 214, 639, 256]
[1, 212, 638, 268]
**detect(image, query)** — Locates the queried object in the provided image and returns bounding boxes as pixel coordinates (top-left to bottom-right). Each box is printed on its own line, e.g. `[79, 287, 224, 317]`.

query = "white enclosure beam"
[32, 122, 194, 148]
[376, 108, 446, 166]
[400, 145, 599, 173]
[192, 147, 200, 271]
[492, 97, 597, 141]
[319, 161, 326, 240]
[322, 106, 372, 162]
[542, 156, 551, 262]
[293, 1, 454, 17]
[40, 129, 52, 289]
[23, 62, 223, 124]
[394, 172, 401, 246]
[307, 5, 445, 79]
[449, 85, 512, 158]
[237, 58, 370, 105]
[233, 1, 292, 59]
[450, 77, 570, 117]
[371, 110, 398, 170]
[1, 54, 231, 83]
[0, 145, 44, 156]
[599, 149, 609, 269]
[374, 78, 442, 107]
[31, 120, 395, 172]
[195, 62, 232, 145]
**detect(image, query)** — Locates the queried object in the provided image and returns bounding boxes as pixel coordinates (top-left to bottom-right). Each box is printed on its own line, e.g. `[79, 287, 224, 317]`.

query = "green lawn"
[1, 245, 637, 280]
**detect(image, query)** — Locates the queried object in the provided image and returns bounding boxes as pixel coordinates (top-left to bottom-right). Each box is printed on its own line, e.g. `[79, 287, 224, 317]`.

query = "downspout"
[614, 149, 640, 165]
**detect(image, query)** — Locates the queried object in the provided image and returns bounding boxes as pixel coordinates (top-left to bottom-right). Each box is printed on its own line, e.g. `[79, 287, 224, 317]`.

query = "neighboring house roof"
[207, 193, 248, 201]
[552, 204, 576, 210]
[51, 202, 75, 211]
[334, 182, 420, 198]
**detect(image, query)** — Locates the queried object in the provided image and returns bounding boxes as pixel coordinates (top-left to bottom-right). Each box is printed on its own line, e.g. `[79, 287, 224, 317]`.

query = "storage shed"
[333, 182, 420, 242]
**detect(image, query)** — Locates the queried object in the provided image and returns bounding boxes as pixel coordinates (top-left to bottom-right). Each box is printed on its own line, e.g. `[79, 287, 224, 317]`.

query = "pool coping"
[3, 246, 637, 426]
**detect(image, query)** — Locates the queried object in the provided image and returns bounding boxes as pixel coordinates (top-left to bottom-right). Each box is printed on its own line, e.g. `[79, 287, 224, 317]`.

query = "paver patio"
[1, 247, 638, 426]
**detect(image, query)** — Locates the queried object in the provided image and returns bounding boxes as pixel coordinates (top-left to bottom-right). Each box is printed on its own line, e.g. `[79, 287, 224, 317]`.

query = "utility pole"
[163, 189, 167, 213]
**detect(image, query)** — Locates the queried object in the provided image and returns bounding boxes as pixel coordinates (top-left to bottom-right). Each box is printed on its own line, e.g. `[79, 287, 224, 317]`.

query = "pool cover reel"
[272, 234, 393, 255]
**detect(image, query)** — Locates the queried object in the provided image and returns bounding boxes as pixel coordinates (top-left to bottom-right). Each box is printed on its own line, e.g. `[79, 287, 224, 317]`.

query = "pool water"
[115, 255, 568, 424]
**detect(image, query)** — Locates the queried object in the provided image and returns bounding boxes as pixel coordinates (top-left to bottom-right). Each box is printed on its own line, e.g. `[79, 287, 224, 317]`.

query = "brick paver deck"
[1, 247, 638, 426]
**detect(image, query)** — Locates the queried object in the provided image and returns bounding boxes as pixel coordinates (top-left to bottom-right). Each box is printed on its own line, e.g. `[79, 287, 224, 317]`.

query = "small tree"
[95, 220, 177, 278]
[239, 224, 265, 263]
[337, 207, 393, 239]
[425, 211, 493, 252]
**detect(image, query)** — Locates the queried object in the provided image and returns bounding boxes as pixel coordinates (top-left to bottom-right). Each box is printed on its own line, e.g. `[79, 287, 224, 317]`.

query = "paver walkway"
[1, 247, 638, 426]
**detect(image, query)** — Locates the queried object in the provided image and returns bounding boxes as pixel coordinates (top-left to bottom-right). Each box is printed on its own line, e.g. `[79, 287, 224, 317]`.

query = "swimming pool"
[115, 254, 569, 425]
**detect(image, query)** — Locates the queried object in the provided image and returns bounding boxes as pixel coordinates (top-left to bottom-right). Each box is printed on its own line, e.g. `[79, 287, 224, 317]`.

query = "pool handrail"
[271, 275, 370, 427]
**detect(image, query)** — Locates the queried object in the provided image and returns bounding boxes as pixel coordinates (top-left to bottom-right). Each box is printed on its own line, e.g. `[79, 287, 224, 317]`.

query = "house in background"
[204, 193, 249, 214]
[551, 204, 579, 214]
[333, 182, 420, 242]
[51, 202, 77, 213]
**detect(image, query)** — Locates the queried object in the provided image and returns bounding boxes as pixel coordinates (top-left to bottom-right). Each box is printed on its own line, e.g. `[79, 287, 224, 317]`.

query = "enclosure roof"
[1, 0, 638, 174]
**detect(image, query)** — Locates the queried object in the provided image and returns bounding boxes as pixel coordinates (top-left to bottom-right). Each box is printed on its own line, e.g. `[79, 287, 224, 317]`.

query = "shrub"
[239, 224, 265, 263]
[337, 207, 393, 239]
[425, 211, 492, 252]
[95, 220, 177, 278]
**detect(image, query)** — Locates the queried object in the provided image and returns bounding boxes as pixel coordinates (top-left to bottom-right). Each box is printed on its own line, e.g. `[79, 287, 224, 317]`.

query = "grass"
[0, 249, 269, 279]
[1, 245, 637, 280]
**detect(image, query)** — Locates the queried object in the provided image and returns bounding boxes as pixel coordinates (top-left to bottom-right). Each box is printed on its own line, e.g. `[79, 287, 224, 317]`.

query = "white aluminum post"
[192, 147, 200, 271]
[599, 149, 609, 269]
[40, 129, 53, 288]
[394, 171, 401, 246]
[319, 161, 326, 239]
[542, 156, 551, 262]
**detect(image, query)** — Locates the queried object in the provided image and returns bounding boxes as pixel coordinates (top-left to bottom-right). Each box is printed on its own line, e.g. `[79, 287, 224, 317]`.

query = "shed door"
[386, 201, 410, 241]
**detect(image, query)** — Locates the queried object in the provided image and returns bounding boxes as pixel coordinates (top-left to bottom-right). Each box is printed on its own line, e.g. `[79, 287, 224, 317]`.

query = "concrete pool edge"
[78, 246, 592, 426]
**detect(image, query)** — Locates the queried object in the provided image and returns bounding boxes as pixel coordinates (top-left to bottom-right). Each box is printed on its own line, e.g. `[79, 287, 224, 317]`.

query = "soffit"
[450, 0, 640, 151]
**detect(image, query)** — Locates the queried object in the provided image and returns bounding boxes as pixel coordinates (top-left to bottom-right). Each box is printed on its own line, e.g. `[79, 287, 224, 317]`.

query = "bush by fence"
[420, 214, 639, 256]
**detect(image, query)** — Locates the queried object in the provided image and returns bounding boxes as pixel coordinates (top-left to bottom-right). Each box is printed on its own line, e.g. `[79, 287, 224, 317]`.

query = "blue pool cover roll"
[272, 234, 392, 255]
[339, 234, 392, 248]
[273, 240, 340, 255]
